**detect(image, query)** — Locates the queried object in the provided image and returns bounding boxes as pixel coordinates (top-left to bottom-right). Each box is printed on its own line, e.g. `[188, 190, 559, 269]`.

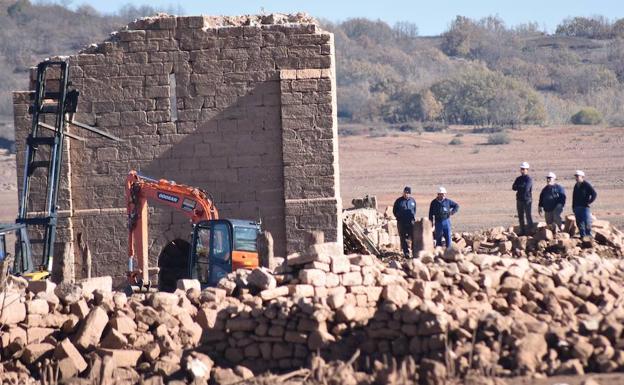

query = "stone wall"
[13, 14, 342, 283]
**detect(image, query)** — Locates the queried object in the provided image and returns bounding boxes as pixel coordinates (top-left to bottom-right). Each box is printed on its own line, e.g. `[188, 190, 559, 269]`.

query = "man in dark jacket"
[393, 186, 417, 257]
[538, 172, 566, 233]
[572, 170, 597, 238]
[512, 162, 533, 235]
[428, 187, 459, 248]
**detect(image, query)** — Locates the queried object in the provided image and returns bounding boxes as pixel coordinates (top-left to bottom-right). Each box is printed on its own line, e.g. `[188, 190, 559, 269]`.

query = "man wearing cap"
[572, 170, 597, 238]
[512, 162, 534, 235]
[428, 187, 459, 248]
[393, 186, 417, 257]
[538, 172, 566, 233]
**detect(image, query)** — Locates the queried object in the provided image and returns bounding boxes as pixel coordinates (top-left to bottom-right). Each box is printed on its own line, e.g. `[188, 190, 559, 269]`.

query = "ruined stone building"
[12, 14, 342, 284]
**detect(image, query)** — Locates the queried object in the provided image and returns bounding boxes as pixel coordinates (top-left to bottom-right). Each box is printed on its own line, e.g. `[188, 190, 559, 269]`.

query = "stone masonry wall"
[13, 14, 342, 283]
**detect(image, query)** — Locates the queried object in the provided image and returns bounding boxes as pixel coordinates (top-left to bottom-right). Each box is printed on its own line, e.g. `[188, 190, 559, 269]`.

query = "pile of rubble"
[343, 197, 623, 261]
[343, 205, 400, 254]
[1, 221, 624, 384]
[450, 215, 623, 260]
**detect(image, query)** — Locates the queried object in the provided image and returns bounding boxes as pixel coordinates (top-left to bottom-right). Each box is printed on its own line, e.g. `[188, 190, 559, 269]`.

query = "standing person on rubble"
[428, 187, 459, 248]
[512, 162, 534, 235]
[538, 172, 566, 233]
[572, 170, 597, 239]
[393, 186, 417, 257]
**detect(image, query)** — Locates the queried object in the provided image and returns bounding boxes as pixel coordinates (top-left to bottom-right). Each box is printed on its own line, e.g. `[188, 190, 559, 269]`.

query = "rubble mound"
[125, 12, 319, 30]
[1, 222, 624, 384]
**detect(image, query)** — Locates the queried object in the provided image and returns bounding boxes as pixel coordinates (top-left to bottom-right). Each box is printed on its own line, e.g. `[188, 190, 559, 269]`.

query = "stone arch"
[157, 238, 190, 292]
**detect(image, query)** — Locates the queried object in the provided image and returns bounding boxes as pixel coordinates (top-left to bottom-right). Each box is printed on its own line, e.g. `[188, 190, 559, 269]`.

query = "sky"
[72, 0, 624, 36]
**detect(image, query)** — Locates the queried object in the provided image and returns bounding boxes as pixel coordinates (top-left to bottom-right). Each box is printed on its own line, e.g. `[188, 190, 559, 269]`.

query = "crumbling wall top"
[127, 12, 319, 31]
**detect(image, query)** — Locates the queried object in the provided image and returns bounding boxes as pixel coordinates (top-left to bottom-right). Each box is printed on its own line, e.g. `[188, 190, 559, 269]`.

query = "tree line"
[0, 2, 623, 141]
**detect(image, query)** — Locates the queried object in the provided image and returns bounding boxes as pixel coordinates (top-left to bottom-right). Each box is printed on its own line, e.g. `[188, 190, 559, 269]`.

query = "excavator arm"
[125, 170, 218, 287]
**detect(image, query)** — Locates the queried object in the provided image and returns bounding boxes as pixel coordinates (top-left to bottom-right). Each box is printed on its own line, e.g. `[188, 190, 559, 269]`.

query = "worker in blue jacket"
[393, 186, 417, 257]
[428, 187, 459, 248]
[512, 162, 534, 235]
[538, 172, 566, 233]
[572, 170, 597, 238]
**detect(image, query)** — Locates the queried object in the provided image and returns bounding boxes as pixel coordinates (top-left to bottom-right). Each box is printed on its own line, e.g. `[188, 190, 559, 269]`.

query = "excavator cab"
[190, 219, 260, 287]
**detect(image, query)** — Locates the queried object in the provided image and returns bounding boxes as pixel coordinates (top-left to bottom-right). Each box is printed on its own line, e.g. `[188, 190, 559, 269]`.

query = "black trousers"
[397, 222, 413, 256]
[516, 200, 534, 234]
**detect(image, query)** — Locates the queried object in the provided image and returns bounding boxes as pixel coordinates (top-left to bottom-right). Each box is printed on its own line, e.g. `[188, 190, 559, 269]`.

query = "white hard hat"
[520, 162, 530, 169]
[437, 186, 447, 194]
[546, 172, 556, 179]
[575, 170, 585, 177]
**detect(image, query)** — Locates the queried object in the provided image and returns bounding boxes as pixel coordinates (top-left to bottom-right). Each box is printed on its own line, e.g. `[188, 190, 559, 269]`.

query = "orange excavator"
[125, 170, 260, 291]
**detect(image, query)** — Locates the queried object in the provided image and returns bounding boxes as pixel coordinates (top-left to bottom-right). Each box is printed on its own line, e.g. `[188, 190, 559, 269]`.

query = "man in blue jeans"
[572, 170, 597, 238]
[429, 187, 459, 248]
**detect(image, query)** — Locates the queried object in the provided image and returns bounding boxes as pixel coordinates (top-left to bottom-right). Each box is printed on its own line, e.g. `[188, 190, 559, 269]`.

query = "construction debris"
[1, 215, 624, 383]
[343, 204, 399, 255]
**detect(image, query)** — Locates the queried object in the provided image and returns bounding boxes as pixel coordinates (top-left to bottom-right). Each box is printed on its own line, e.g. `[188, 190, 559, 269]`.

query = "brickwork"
[13, 14, 342, 283]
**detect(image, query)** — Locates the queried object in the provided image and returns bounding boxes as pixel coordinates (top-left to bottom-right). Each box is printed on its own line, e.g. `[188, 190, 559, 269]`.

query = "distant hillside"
[326, 16, 624, 128]
[1, 2, 623, 141]
[0, 0, 172, 139]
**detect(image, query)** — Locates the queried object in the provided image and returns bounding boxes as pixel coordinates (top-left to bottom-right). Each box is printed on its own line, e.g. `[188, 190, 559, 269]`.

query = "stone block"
[260, 286, 289, 301]
[290, 284, 315, 297]
[0, 292, 26, 325]
[177, 279, 201, 291]
[298, 269, 326, 287]
[54, 338, 88, 379]
[98, 348, 143, 367]
[412, 218, 434, 255]
[110, 315, 137, 334]
[341, 272, 363, 286]
[78, 276, 112, 296]
[330, 255, 350, 274]
[75, 306, 109, 349]
[70, 300, 90, 319]
[382, 285, 409, 306]
[27, 298, 49, 315]
[22, 343, 55, 365]
[248, 268, 277, 290]
[101, 328, 128, 349]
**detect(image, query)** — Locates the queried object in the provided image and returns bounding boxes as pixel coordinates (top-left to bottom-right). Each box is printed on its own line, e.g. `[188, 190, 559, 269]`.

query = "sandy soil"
[1, 124, 623, 230]
[339, 125, 624, 232]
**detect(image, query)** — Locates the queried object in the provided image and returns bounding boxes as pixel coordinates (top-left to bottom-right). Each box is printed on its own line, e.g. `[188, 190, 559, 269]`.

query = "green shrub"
[449, 137, 463, 145]
[487, 132, 510, 145]
[338, 127, 359, 136]
[571, 108, 603, 125]
[368, 128, 390, 138]
[423, 121, 448, 132]
[431, 68, 546, 126]
[472, 126, 504, 134]
[396, 123, 422, 132]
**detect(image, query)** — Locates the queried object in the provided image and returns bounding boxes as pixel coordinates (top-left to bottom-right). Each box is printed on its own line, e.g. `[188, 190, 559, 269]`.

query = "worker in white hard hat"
[428, 186, 459, 248]
[538, 172, 566, 233]
[512, 162, 534, 235]
[572, 170, 597, 238]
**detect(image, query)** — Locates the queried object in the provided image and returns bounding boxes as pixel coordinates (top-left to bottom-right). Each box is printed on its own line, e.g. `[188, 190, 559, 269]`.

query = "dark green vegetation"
[571, 107, 603, 125]
[0, 2, 623, 141]
[329, 15, 624, 128]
